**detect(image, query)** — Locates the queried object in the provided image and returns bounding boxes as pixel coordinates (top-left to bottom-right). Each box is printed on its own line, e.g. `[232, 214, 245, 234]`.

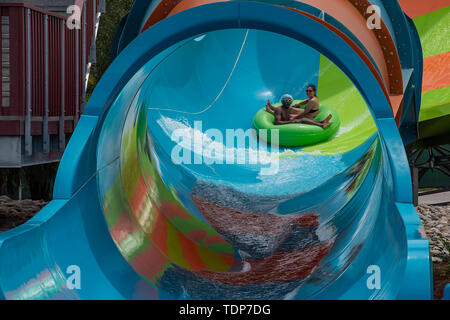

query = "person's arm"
[293, 99, 309, 107]
[265, 99, 276, 114]
[302, 100, 316, 114]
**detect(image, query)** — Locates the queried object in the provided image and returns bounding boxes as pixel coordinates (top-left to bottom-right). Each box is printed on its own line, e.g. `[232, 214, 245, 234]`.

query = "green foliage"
[0, 169, 21, 199]
[86, 0, 134, 99]
[0, 163, 59, 200]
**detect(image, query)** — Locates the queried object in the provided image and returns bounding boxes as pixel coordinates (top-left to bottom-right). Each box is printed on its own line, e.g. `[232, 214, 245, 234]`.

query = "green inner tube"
[252, 101, 341, 147]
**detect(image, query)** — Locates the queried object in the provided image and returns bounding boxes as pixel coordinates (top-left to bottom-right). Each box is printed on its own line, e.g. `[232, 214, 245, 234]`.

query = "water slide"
[403, 1, 450, 186]
[0, 0, 439, 299]
[404, 0, 450, 137]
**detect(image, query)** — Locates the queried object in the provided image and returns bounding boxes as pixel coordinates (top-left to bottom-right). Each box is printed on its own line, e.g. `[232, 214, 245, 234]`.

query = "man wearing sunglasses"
[265, 84, 333, 129]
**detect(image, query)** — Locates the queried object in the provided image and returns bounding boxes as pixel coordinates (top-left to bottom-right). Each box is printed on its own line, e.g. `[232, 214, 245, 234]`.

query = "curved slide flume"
[0, 1, 432, 299]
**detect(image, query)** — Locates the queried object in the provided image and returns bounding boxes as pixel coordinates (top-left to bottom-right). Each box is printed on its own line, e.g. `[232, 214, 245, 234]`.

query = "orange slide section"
[422, 52, 450, 93]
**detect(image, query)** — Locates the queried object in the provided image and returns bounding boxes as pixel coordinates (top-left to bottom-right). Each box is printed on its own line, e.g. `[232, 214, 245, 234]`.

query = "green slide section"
[420, 86, 450, 122]
[413, 6, 450, 126]
[301, 55, 376, 155]
[413, 6, 450, 58]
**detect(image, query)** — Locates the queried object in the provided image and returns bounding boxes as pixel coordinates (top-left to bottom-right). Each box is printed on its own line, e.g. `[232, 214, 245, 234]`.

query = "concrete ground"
[419, 190, 450, 205]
